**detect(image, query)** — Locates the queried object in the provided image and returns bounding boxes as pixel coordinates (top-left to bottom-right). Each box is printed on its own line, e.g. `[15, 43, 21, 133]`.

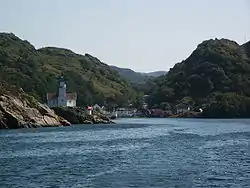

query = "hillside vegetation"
[148, 38, 250, 117]
[0, 33, 137, 108]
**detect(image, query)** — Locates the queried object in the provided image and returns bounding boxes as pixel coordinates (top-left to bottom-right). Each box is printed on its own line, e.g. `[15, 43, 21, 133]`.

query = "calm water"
[0, 118, 249, 188]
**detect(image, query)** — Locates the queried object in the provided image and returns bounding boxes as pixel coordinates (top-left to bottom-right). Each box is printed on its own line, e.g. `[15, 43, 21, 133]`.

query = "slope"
[0, 33, 137, 108]
[148, 38, 250, 117]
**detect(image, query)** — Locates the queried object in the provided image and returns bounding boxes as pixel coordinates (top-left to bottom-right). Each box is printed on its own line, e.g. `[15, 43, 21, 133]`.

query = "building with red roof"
[46, 77, 77, 107]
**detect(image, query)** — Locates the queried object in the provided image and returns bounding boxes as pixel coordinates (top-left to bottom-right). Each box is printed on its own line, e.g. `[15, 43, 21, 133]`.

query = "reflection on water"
[0, 118, 249, 187]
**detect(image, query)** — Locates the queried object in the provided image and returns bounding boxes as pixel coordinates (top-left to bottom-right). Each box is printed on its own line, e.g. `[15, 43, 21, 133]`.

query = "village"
[46, 77, 202, 119]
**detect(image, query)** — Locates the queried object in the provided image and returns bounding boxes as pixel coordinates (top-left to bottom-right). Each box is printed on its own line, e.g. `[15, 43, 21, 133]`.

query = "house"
[46, 77, 77, 107]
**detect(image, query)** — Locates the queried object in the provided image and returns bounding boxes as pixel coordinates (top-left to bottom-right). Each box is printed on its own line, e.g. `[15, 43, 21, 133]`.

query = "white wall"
[48, 98, 76, 107]
[88, 110, 92, 115]
[67, 100, 76, 107]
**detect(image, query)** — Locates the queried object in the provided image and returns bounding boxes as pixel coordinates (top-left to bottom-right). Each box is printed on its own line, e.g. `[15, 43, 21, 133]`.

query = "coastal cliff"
[0, 87, 71, 129]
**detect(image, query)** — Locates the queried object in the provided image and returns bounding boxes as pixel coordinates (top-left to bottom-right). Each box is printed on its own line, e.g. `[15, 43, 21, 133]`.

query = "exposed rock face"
[52, 107, 115, 124]
[0, 90, 71, 129]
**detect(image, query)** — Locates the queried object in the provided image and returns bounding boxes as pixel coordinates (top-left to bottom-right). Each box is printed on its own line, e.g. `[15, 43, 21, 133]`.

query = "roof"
[47, 92, 57, 100]
[66, 93, 77, 100]
[47, 92, 77, 100]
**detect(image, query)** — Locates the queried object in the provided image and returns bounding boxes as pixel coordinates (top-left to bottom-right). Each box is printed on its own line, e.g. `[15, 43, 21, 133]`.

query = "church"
[46, 77, 77, 107]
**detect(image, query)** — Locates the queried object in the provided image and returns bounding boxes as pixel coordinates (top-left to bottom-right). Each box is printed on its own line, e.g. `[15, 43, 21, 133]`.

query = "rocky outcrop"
[52, 107, 115, 124]
[0, 88, 71, 129]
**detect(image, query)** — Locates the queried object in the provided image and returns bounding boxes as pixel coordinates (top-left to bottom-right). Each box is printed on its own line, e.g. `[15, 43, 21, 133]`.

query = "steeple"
[57, 76, 67, 106]
[59, 76, 66, 89]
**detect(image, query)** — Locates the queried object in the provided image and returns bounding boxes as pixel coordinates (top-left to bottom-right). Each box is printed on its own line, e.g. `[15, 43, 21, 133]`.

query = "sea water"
[0, 118, 249, 187]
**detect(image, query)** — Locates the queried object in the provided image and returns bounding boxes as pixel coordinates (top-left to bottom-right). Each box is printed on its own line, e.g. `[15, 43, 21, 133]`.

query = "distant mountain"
[109, 65, 148, 83]
[109, 65, 167, 83]
[142, 71, 167, 77]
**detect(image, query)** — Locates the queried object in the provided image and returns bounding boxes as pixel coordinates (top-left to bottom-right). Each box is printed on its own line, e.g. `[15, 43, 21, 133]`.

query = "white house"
[46, 77, 77, 107]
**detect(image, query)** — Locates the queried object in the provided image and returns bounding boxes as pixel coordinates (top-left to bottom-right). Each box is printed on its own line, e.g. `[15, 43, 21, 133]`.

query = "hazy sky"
[0, 0, 249, 72]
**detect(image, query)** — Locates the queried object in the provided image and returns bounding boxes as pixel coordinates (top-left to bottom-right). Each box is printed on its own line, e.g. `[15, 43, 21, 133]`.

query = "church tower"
[57, 76, 67, 106]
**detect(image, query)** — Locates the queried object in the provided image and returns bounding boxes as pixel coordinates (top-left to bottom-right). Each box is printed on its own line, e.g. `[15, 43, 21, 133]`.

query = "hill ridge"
[110, 65, 167, 83]
[147, 38, 250, 117]
[0, 32, 137, 108]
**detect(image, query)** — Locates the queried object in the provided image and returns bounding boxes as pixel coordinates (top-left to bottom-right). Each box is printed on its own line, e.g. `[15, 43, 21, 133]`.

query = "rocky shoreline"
[52, 107, 115, 125]
[0, 87, 114, 129]
[0, 88, 113, 129]
[0, 88, 71, 129]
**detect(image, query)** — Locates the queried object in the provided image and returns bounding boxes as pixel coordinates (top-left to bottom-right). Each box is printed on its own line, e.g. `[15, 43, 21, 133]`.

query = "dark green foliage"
[242, 41, 250, 58]
[0, 33, 137, 106]
[147, 38, 250, 117]
[203, 93, 250, 118]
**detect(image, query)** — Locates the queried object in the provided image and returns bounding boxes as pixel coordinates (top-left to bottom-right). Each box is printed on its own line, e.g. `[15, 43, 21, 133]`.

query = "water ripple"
[0, 118, 249, 187]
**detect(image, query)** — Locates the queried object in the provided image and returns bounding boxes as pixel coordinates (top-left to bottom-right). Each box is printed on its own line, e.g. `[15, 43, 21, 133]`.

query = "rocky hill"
[0, 33, 137, 108]
[147, 38, 250, 118]
[0, 84, 70, 129]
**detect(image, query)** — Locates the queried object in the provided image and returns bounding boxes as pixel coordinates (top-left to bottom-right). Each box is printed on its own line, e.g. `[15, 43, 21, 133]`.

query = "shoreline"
[113, 116, 250, 119]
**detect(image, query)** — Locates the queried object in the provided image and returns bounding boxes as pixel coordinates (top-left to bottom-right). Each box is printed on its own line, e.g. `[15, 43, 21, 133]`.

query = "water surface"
[0, 118, 249, 187]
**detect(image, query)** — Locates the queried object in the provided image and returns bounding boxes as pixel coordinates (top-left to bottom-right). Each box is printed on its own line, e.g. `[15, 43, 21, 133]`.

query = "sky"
[0, 0, 250, 72]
